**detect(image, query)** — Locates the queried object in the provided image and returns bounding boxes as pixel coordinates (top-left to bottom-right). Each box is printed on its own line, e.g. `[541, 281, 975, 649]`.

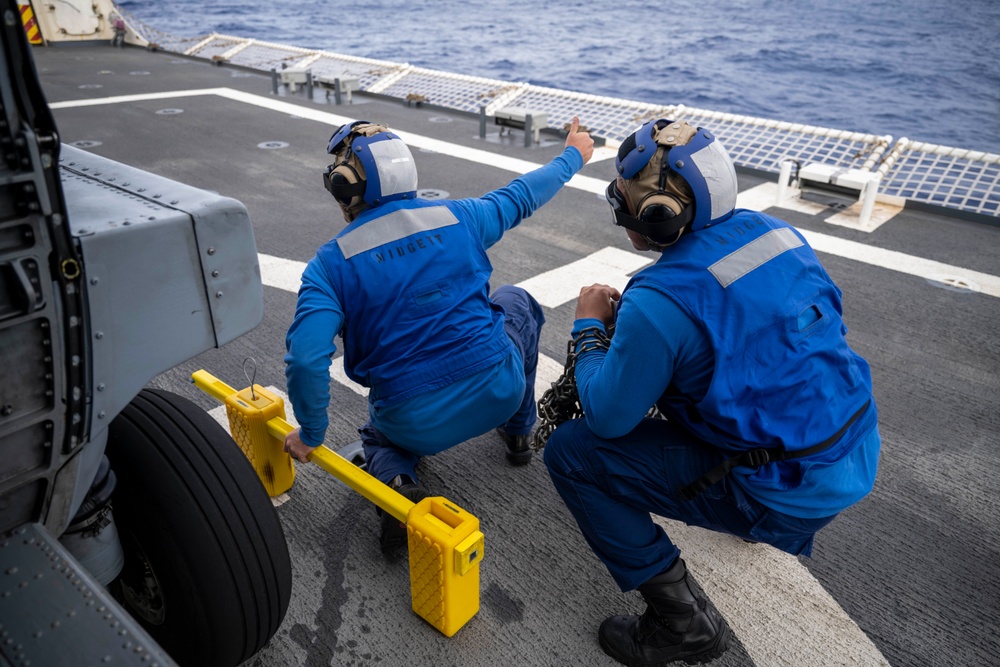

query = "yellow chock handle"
[265, 416, 415, 523]
[192, 369, 483, 636]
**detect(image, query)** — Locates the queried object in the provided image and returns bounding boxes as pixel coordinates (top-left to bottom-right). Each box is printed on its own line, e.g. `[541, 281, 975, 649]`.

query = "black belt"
[678, 398, 871, 501]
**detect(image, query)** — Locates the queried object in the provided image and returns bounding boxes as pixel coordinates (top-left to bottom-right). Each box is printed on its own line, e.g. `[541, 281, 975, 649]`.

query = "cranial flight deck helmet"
[606, 119, 738, 246]
[323, 120, 418, 220]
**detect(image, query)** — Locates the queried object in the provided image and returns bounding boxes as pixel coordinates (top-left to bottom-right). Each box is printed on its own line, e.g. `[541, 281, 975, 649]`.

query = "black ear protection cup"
[323, 161, 365, 207]
[606, 176, 692, 244]
[635, 148, 683, 223]
[635, 193, 682, 224]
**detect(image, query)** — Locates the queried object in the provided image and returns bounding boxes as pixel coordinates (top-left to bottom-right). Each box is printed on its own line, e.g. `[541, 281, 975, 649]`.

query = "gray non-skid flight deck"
[36, 45, 1000, 667]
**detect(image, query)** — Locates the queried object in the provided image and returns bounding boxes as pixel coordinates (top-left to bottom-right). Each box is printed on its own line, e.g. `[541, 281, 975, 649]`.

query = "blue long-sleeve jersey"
[285, 146, 584, 448]
[572, 281, 878, 519]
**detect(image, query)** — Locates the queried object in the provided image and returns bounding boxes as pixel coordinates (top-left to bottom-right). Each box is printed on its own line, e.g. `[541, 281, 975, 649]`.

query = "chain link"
[532, 326, 612, 451]
[532, 324, 666, 451]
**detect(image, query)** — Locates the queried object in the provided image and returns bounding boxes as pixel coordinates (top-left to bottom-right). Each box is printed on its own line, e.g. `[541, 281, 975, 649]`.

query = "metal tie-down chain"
[532, 324, 665, 451]
[532, 326, 612, 451]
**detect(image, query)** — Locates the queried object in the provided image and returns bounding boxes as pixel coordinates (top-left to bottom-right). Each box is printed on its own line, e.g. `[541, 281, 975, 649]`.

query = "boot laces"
[637, 606, 666, 640]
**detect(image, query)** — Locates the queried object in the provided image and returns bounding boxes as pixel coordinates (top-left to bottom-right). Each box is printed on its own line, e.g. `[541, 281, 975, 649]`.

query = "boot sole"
[598, 624, 730, 667]
[505, 448, 533, 465]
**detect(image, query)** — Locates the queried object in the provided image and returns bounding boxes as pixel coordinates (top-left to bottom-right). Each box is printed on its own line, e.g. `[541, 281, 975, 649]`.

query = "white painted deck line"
[515, 247, 654, 308]
[50, 88, 227, 108]
[331, 364, 368, 397]
[57, 89, 1000, 297]
[663, 519, 891, 667]
[799, 229, 1000, 298]
[257, 253, 307, 294]
[53, 87, 603, 196]
[738, 181, 998, 296]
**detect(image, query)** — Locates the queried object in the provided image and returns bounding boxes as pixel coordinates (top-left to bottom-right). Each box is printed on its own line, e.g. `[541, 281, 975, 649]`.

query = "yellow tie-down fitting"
[191, 370, 485, 637]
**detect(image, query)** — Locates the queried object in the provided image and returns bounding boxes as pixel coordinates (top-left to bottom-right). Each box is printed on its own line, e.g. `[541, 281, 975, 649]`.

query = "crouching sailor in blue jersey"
[283, 117, 594, 553]
[543, 119, 880, 667]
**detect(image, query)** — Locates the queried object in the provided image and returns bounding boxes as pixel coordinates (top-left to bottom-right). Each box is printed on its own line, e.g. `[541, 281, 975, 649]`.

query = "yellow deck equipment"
[191, 370, 484, 637]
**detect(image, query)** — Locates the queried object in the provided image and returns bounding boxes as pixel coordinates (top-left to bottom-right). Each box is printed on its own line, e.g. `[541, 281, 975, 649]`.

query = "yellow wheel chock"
[191, 370, 484, 637]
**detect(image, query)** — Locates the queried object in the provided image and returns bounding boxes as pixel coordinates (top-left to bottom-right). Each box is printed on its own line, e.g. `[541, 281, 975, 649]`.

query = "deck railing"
[114, 11, 1000, 221]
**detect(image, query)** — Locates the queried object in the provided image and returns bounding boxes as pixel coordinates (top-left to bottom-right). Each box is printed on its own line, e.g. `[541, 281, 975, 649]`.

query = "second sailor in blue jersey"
[543, 119, 880, 667]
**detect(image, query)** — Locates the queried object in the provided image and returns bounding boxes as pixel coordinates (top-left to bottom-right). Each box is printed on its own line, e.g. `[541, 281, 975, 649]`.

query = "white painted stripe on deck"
[257, 253, 307, 293]
[52, 87, 608, 193]
[50, 88, 229, 108]
[738, 183, 1000, 297]
[332, 364, 368, 396]
[661, 519, 891, 667]
[799, 228, 1000, 298]
[56, 88, 999, 299]
[534, 351, 565, 401]
[515, 247, 653, 308]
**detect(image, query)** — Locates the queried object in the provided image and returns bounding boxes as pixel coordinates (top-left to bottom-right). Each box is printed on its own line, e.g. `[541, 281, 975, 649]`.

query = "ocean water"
[119, 0, 1000, 154]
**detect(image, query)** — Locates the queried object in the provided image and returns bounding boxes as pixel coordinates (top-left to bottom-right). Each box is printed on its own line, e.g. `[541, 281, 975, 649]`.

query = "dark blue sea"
[119, 0, 1000, 154]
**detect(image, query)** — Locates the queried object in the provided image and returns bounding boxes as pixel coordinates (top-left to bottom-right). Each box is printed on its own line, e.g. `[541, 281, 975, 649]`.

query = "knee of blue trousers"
[492, 286, 544, 332]
[543, 419, 588, 476]
[360, 422, 420, 485]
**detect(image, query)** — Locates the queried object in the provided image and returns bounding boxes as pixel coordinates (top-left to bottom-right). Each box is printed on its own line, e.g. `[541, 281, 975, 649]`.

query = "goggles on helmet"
[327, 120, 366, 155]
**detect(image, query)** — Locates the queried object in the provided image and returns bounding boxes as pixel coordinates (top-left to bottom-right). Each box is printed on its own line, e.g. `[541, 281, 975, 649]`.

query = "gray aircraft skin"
[33, 43, 1000, 667]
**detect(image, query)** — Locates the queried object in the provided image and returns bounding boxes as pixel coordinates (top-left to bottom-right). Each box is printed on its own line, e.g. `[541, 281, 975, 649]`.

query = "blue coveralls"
[284, 146, 584, 484]
[544, 210, 880, 591]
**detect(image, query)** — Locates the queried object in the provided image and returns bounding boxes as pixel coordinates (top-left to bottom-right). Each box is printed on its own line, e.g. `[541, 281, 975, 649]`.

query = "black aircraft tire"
[106, 388, 292, 667]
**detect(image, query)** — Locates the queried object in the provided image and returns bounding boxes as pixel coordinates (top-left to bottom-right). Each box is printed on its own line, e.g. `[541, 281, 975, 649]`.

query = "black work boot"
[598, 558, 729, 666]
[378, 475, 429, 555]
[496, 427, 533, 465]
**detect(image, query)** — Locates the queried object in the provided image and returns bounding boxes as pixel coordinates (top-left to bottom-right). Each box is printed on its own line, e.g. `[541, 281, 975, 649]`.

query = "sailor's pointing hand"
[565, 116, 594, 164]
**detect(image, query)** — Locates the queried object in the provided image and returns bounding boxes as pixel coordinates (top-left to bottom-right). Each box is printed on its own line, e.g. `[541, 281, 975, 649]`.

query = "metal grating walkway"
[113, 7, 999, 222]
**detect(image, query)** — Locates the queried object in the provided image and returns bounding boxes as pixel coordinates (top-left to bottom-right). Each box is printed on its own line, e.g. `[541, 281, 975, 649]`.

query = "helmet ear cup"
[324, 161, 365, 207]
[636, 192, 683, 223]
[331, 165, 360, 207]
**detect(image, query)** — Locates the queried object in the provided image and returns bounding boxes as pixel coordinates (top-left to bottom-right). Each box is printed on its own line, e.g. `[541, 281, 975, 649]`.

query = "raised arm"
[452, 116, 594, 248]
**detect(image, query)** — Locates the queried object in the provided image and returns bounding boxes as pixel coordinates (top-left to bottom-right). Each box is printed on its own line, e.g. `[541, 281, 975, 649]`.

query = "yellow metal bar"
[191, 369, 237, 402]
[266, 417, 415, 523]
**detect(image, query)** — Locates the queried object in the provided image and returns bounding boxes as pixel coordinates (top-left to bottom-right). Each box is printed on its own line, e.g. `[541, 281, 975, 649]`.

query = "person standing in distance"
[543, 119, 880, 666]
[284, 117, 594, 553]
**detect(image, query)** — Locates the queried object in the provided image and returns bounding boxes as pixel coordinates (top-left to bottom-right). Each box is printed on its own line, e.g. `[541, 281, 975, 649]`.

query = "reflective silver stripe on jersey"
[336, 206, 459, 259]
[708, 227, 804, 288]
